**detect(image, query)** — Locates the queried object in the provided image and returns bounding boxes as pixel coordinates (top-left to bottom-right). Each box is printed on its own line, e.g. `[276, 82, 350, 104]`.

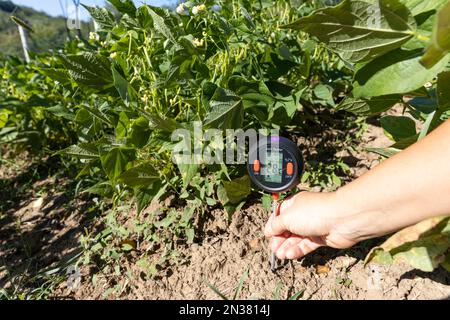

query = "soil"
[1, 115, 449, 300]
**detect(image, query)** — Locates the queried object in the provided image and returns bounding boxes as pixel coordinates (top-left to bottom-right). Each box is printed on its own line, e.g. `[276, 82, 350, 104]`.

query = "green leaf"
[99, 146, 136, 182]
[289, 289, 306, 300]
[128, 117, 150, 148]
[46, 105, 75, 121]
[366, 147, 401, 158]
[39, 68, 70, 84]
[380, 115, 417, 141]
[145, 7, 176, 43]
[437, 71, 450, 111]
[82, 4, 116, 30]
[283, 0, 416, 63]
[138, 110, 179, 132]
[81, 104, 113, 126]
[336, 95, 401, 116]
[365, 216, 450, 272]
[204, 88, 243, 130]
[60, 53, 113, 89]
[83, 181, 114, 197]
[177, 163, 198, 189]
[420, 1, 450, 68]
[107, 0, 136, 17]
[0, 112, 8, 128]
[391, 134, 419, 149]
[112, 66, 137, 104]
[232, 268, 249, 300]
[314, 84, 334, 106]
[220, 175, 251, 205]
[59, 143, 99, 159]
[418, 111, 436, 140]
[116, 111, 129, 140]
[135, 181, 167, 214]
[399, 0, 448, 16]
[118, 162, 159, 188]
[353, 49, 450, 98]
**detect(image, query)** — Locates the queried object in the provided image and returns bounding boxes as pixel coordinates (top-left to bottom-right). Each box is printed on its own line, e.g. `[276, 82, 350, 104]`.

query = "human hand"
[264, 192, 359, 260]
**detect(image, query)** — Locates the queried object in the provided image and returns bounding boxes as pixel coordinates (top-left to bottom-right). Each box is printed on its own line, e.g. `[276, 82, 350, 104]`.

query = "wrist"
[327, 188, 389, 243]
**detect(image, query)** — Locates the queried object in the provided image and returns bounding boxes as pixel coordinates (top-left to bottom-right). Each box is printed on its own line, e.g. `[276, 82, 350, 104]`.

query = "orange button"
[253, 159, 260, 172]
[286, 162, 294, 175]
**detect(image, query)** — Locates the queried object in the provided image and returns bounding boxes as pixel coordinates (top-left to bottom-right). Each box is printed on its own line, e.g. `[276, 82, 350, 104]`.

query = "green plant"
[285, 0, 450, 271]
[204, 267, 249, 300]
[21, 0, 356, 230]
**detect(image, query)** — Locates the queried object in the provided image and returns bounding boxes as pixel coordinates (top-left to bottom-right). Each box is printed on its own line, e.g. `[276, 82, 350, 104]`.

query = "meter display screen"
[262, 151, 283, 183]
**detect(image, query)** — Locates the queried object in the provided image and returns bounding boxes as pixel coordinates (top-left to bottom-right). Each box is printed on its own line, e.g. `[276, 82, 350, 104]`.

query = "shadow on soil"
[0, 155, 101, 296]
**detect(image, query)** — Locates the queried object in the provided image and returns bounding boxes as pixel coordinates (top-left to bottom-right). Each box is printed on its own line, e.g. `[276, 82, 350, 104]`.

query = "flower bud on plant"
[192, 4, 206, 15]
[110, 52, 117, 59]
[192, 38, 204, 47]
[89, 32, 99, 41]
[176, 3, 189, 15]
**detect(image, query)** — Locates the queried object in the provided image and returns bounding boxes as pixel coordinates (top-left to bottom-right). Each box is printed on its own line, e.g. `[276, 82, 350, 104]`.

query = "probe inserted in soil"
[247, 136, 304, 272]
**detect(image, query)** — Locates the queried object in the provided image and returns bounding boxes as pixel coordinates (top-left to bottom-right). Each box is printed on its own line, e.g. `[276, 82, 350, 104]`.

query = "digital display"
[262, 151, 283, 183]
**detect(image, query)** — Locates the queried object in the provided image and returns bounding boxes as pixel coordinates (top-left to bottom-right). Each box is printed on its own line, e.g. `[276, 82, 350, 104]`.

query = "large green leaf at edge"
[420, 1, 450, 68]
[399, 0, 448, 16]
[353, 49, 450, 98]
[282, 0, 416, 63]
[366, 216, 450, 272]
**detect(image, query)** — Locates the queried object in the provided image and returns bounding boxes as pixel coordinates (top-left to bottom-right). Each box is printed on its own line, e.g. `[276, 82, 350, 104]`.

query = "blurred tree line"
[0, 0, 90, 58]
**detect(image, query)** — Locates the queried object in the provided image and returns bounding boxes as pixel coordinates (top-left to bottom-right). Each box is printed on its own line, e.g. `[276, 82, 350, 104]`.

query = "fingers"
[270, 236, 324, 260]
[283, 237, 323, 260]
[273, 236, 304, 259]
[264, 196, 296, 237]
[269, 231, 292, 252]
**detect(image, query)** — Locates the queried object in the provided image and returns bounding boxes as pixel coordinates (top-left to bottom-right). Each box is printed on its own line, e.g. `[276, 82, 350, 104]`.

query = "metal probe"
[270, 193, 280, 272]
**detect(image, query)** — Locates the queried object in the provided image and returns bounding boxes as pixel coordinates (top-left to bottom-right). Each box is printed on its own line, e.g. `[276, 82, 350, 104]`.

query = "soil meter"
[247, 136, 304, 271]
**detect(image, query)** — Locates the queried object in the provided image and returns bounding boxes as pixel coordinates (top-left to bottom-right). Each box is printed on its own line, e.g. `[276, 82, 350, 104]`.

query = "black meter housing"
[247, 136, 303, 193]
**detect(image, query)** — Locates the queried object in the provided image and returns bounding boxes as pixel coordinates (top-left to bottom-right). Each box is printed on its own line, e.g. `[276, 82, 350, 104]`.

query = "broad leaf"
[59, 143, 99, 159]
[366, 216, 450, 272]
[112, 66, 137, 104]
[107, 0, 136, 17]
[353, 49, 450, 98]
[60, 53, 113, 89]
[118, 162, 159, 188]
[283, 0, 416, 63]
[146, 7, 176, 43]
[82, 4, 116, 30]
[337, 95, 401, 116]
[380, 115, 417, 141]
[420, 1, 450, 68]
[399, 0, 448, 16]
[204, 88, 244, 130]
[128, 117, 151, 148]
[219, 175, 251, 205]
[99, 146, 136, 182]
